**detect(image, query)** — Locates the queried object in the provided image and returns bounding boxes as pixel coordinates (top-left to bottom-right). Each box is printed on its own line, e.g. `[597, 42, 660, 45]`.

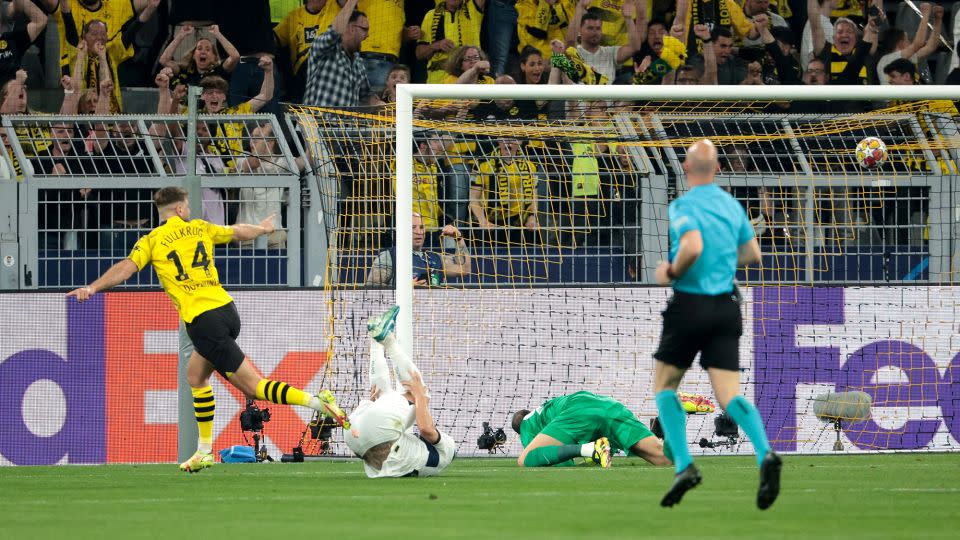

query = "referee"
[652, 139, 782, 509]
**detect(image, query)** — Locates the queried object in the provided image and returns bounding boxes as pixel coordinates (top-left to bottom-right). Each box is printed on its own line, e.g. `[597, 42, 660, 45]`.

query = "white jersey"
[576, 45, 619, 84]
[345, 390, 455, 477]
[345, 391, 415, 457]
[362, 430, 456, 478]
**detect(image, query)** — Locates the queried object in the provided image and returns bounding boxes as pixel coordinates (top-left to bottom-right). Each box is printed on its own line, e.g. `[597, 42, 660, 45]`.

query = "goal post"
[291, 83, 960, 457]
[393, 83, 960, 359]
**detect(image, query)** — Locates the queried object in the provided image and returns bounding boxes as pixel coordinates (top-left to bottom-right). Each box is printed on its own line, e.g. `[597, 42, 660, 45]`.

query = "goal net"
[291, 84, 960, 458]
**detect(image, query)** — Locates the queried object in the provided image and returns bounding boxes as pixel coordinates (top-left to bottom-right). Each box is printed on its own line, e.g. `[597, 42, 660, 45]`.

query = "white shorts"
[344, 391, 415, 457]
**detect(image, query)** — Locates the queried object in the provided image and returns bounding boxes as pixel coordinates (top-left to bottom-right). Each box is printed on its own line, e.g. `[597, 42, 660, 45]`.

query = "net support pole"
[178, 86, 202, 463]
[177, 322, 197, 462]
[395, 85, 415, 358]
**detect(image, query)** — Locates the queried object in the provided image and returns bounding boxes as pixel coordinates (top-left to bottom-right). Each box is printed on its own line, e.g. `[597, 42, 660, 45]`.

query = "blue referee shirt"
[668, 183, 754, 295]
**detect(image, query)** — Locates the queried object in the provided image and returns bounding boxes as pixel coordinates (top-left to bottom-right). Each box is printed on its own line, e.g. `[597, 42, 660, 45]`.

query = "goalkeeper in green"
[512, 391, 671, 468]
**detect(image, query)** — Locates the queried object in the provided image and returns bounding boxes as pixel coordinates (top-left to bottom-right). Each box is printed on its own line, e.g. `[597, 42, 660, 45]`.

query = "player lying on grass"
[343, 305, 456, 478]
[512, 391, 673, 468]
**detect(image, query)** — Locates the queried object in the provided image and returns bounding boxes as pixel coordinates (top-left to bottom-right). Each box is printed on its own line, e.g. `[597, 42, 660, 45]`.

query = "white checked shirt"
[303, 25, 371, 108]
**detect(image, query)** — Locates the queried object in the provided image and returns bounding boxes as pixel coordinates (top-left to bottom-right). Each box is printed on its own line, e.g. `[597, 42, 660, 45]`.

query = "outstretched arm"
[694, 24, 717, 84]
[17, 0, 48, 43]
[246, 56, 275, 112]
[403, 372, 440, 444]
[231, 214, 277, 241]
[333, 0, 360, 36]
[616, 0, 644, 64]
[67, 259, 140, 301]
[917, 4, 944, 61]
[160, 25, 194, 72]
[808, 0, 826, 56]
[208, 25, 241, 72]
[565, 0, 589, 47]
[59, 42, 86, 114]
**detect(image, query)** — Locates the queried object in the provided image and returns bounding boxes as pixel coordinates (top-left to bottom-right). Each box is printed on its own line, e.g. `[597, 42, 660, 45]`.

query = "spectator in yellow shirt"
[517, 0, 571, 60]
[416, 0, 486, 84]
[359, 0, 421, 94]
[676, 0, 756, 55]
[274, 0, 338, 102]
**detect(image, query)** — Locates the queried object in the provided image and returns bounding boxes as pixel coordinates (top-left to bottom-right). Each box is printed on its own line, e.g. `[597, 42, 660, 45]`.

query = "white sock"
[198, 442, 212, 454]
[369, 341, 391, 393]
[381, 333, 421, 383]
[580, 442, 595, 458]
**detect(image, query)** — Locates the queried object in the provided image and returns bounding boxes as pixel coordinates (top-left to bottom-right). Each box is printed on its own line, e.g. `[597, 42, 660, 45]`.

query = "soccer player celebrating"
[344, 305, 456, 477]
[67, 187, 348, 473]
[512, 392, 672, 468]
[652, 139, 782, 509]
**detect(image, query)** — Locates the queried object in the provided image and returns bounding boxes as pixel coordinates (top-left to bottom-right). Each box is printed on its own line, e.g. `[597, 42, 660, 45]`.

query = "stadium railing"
[1, 108, 957, 290]
[1, 114, 303, 289]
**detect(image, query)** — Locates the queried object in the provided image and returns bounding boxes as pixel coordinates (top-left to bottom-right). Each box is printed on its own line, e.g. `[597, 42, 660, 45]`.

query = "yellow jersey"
[55, 0, 135, 75]
[517, 0, 571, 59]
[390, 159, 443, 228]
[360, 0, 404, 58]
[830, 0, 866, 19]
[473, 155, 539, 224]
[566, 0, 629, 46]
[274, 3, 338, 74]
[419, 0, 484, 84]
[71, 37, 130, 113]
[206, 102, 253, 171]
[412, 160, 442, 229]
[128, 215, 234, 323]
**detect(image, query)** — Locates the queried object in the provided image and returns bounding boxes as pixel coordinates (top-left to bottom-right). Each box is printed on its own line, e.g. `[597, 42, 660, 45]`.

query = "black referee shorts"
[185, 302, 246, 378]
[653, 288, 743, 371]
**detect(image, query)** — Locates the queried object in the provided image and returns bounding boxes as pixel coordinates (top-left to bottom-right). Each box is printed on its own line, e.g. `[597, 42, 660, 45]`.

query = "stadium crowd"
[0, 0, 955, 263]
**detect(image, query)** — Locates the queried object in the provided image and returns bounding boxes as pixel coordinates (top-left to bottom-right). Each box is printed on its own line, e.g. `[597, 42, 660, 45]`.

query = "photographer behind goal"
[344, 305, 456, 478]
[512, 391, 672, 468]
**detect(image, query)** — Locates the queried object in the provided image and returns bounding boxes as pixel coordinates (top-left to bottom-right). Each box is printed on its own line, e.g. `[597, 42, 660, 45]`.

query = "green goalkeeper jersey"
[520, 391, 655, 454]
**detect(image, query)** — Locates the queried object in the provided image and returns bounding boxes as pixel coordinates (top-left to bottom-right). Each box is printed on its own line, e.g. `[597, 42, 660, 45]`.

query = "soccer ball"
[855, 137, 887, 169]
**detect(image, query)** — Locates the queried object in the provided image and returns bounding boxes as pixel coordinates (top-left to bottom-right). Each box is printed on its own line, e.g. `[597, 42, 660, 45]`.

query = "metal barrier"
[1, 114, 302, 289]
[647, 112, 958, 283]
[1, 110, 957, 289]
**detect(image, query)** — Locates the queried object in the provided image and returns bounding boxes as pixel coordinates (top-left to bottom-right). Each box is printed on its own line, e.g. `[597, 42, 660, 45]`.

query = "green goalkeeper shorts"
[539, 392, 654, 455]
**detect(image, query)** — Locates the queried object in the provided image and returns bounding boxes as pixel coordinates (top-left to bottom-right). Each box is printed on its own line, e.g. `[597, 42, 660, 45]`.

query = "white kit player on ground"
[344, 305, 456, 477]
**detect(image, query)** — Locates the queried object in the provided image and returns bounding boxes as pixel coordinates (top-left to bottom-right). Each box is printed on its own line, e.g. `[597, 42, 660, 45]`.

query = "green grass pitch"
[2, 454, 957, 539]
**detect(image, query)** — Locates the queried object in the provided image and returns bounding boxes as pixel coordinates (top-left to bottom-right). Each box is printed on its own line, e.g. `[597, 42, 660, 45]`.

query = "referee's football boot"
[317, 389, 350, 429]
[591, 437, 612, 468]
[368, 304, 400, 342]
[660, 463, 702, 507]
[756, 451, 783, 510]
[179, 450, 215, 473]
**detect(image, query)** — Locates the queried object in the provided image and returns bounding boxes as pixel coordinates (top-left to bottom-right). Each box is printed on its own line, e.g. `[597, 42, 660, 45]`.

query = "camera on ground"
[477, 422, 507, 453]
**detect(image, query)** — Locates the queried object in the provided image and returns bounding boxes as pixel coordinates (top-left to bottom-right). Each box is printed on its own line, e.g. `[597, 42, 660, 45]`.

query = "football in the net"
[855, 137, 887, 169]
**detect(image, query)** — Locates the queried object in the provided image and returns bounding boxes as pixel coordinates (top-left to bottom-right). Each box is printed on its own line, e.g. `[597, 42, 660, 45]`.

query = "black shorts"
[185, 302, 245, 377]
[653, 288, 743, 371]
